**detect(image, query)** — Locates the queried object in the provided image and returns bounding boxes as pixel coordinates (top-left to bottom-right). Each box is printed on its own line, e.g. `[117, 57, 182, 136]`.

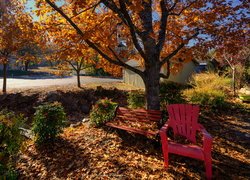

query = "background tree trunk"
[232, 67, 236, 96]
[76, 70, 81, 88]
[24, 61, 29, 71]
[3, 63, 7, 93]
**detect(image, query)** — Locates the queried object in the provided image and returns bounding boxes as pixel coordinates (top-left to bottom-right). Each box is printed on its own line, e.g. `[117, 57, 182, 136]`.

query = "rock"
[19, 127, 34, 139]
[46, 91, 61, 102]
[82, 118, 90, 123]
[70, 122, 82, 128]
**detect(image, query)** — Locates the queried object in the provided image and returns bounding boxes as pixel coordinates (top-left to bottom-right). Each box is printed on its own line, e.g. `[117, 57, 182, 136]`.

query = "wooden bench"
[106, 107, 162, 137]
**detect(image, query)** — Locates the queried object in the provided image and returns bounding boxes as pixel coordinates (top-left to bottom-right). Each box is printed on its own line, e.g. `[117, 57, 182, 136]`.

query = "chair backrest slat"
[167, 104, 199, 143]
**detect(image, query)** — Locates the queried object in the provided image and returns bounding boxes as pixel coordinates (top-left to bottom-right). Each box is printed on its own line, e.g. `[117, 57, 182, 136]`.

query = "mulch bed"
[16, 103, 250, 179]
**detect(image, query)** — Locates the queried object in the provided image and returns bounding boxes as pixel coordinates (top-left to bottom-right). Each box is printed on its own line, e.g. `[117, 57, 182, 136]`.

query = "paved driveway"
[0, 75, 122, 89]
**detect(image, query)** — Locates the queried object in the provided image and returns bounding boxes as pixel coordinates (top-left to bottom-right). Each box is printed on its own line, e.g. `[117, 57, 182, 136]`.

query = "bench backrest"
[116, 107, 162, 123]
[167, 104, 200, 143]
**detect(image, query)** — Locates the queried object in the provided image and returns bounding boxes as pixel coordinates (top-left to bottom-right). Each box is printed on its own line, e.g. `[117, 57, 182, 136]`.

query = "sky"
[25, 0, 247, 21]
[25, 0, 64, 21]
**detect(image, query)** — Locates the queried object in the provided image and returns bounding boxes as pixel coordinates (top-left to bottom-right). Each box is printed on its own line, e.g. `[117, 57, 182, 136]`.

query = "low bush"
[190, 72, 231, 91]
[127, 90, 145, 109]
[90, 98, 118, 127]
[32, 102, 66, 145]
[0, 109, 26, 179]
[184, 88, 225, 108]
[160, 81, 187, 106]
[183, 73, 230, 107]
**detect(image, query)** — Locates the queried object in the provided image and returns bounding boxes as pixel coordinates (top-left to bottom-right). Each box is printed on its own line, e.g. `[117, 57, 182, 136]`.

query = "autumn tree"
[216, 44, 250, 94]
[36, 0, 249, 109]
[42, 20, 96, 87]
[0, 0, 44, 93]
[18, 42, 42, 71]
[47, 44, 95, 88]
[0, 0, 22, 93]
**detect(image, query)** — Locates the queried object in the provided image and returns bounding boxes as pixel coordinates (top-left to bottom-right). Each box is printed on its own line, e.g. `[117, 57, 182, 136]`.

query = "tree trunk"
[24, 61, 29, 71]
[143, 65, 161, 110]
[76, 70, 81, 88]
[2, 63, 7, 93]
[232, 67, 236, 96]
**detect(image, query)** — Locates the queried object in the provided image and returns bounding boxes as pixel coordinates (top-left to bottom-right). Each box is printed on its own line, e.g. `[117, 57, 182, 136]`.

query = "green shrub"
[90, 98, 118, 127]
[0, 110, 25, 156]
[32, 102, 66, 145]
[85, 66, 110, 76]
[183, 73, 230, 107]
[184, 88, 225, 108]
[127, 90, 145, 109]
[0, 110, 26, 179]
[160, 81, 187, 106]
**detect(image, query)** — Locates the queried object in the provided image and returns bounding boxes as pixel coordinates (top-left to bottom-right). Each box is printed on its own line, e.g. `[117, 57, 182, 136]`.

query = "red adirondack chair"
[160, 104, 213, 179]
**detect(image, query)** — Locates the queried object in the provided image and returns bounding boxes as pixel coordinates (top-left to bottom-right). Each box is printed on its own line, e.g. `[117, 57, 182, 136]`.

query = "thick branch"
[159, 59, 171, 79]
[108, 46, 144, 77]
[160, 31, 199, 67]
[160, 73, 169, 79]
[65, 60, 77, 71]
[70, 1, 101, 19]
[156, 0, 169, 54]
[169, 1, 196, 16]
[102, 0, 141, 35]
[118, 0, 146, 59]
[78, 57, 84, 70]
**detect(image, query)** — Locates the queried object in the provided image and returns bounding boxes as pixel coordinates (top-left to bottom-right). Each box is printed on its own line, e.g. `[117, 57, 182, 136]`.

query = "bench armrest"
[198, 124, 213, 151]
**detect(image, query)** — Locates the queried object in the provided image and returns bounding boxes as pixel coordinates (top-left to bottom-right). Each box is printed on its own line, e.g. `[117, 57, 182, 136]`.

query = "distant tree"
[0, 1, 44, 93]
[18, 42, 42, 71]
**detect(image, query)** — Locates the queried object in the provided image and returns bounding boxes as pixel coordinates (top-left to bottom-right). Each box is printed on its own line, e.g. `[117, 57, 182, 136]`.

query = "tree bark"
[2, 63, 7, 93]
[232, 67, 236, 96]
[143, 64, 161, 110]
[76, 70, 81, 88]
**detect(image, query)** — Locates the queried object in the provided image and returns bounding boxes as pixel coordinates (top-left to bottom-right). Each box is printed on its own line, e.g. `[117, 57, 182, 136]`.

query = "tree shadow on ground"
[0, 93, 39, 124]
[21, 138, 89, 179]
[200, 105, 250, 151]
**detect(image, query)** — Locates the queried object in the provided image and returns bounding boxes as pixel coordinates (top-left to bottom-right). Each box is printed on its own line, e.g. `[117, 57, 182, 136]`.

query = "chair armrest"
[159, 123, 169, 142]
[198, 124, 213, 151]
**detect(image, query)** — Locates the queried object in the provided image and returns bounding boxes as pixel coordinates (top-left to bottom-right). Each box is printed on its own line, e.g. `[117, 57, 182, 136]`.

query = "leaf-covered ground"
[16, 103, 250, 179]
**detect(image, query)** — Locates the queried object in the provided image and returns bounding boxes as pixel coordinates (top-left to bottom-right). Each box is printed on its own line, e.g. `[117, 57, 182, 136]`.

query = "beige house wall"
[123, 61, 196, 89]
[123, 69, 145, 89]
[164, 61, 196, 84]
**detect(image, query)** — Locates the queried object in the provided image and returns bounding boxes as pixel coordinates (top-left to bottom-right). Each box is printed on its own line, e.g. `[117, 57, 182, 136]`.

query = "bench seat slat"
[106, 107, 162, 137]
[115, 115, 159, 122]
[114, 116, 159, 123]
[106, 122, 159, 136]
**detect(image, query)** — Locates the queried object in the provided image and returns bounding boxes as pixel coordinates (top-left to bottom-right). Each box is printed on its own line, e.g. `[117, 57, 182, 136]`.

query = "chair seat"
[168, 140, 204, 161]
